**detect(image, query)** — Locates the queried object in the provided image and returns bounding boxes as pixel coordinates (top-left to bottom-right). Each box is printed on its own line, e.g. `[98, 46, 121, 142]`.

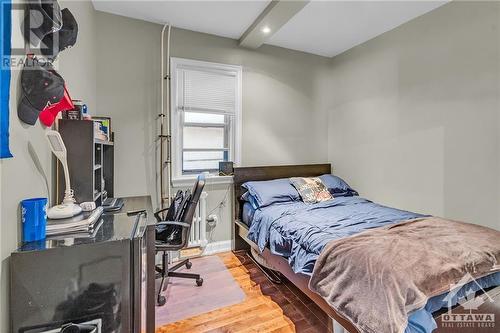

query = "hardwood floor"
[156, 251, 332, 333]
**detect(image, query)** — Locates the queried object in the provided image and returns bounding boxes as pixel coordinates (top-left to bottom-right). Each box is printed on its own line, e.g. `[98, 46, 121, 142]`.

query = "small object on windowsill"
[219, 161, 234, 176]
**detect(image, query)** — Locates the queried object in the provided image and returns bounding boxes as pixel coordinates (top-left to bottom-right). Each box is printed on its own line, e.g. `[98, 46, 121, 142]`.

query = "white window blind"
[180, 68, 237, 115]
[171, 58, 242, 182]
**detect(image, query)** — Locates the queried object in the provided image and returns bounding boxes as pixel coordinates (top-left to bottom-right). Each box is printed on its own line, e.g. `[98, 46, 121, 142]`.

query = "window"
[171, 58, 242, 184]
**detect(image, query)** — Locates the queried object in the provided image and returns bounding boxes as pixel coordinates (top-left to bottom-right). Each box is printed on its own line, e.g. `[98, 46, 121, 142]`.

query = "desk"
[10, 196, 156, 333]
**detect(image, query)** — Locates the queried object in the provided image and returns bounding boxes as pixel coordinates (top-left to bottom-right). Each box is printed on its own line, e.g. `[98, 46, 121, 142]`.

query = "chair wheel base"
[157, 295, 166, 306]
[186, 261, 192, 269]
[196, 278, 203, 286]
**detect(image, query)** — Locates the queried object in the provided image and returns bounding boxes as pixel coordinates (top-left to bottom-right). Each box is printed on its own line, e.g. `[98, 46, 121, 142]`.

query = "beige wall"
[0, 1, 96, 331]
[169, 28, 331, 243]
[59, 1, 97, 114]
[95, 1, 500, 242]
[2, 1, 500, 330]
[326, 1, 500, 230]
[170, 28, 330, 167]
[94, 12, 331, 242]
[95, 11, 161, 205]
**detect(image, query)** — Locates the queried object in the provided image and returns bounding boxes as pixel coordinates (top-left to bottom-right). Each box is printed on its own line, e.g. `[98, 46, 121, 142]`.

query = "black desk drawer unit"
[10, 196, 155, 333]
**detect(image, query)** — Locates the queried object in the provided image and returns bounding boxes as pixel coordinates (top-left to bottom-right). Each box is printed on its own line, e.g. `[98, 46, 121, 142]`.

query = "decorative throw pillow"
[289, 177, 333, 204]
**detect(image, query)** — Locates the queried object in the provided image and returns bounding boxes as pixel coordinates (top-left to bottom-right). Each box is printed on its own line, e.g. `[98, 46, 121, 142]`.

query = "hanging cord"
[207, 184, 230, 216]
[205, 183, 231, 243]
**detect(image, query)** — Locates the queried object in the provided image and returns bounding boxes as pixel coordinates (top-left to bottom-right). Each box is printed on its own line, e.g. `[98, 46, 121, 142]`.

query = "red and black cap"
[18, 58, 65, 126]
[22, 0, 63, 46]
[41, 8, 78, 58]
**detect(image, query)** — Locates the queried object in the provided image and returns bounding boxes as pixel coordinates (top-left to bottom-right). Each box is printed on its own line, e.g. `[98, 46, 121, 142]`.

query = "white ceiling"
[268, 1, 448, 57]
[92, 1, 270, 39]
[92, 0, 448, 58]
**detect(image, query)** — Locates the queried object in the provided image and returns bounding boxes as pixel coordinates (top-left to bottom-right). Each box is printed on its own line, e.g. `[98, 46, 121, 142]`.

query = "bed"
[232, 164, 500, 333]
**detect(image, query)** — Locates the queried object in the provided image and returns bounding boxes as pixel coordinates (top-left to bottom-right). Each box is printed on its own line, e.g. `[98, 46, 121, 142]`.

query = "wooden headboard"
[233, 164, 332, 221]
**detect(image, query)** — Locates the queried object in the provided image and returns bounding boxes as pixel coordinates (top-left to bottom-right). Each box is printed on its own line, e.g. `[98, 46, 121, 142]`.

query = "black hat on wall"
[18, 58, 65, 126]
[41, 8, 78, 57]
[23, 0, 63, 46]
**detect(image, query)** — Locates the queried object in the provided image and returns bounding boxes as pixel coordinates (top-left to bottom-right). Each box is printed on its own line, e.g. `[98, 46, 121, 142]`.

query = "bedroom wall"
[170, 28, 330, 167]
[0, 1, 97, 331]
[95, 11, 161, 208]
[169, 27, 331, 244]
[326, 1, 500, 230]
[94, 11, 331, 244]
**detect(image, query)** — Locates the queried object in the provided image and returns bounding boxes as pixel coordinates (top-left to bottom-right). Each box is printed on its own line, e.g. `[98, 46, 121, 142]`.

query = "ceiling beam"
[239, 0, 309, 49]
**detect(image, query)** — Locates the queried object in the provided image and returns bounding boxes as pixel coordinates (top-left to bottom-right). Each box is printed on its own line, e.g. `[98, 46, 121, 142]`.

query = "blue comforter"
[248, 196, 424, 275]
[247, 196, 500, 333]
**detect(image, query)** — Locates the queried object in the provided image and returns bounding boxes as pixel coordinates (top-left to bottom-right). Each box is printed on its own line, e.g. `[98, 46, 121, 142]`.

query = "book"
[46, 219, 103, 240]
[46, 206, 103, 236]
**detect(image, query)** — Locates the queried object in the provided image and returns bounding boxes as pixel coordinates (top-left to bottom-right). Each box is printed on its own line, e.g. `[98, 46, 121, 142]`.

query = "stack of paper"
[46, 206, 103, 237]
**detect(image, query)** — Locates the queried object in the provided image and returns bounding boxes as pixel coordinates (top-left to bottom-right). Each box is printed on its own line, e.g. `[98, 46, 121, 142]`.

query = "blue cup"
[21, 198, 48, 243]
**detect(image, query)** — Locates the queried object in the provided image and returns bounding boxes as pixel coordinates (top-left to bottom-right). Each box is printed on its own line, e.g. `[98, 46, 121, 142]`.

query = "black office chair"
[154, 174, 206, 306]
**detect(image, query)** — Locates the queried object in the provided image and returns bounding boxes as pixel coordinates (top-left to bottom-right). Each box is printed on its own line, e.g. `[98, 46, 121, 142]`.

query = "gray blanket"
[309, 217, 500, 333]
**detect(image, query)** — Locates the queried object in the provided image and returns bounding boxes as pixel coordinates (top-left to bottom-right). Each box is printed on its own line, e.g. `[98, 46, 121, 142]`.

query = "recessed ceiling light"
[261, 26, 271, 34]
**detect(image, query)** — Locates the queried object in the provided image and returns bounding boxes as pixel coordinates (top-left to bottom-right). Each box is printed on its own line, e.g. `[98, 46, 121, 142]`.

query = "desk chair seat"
[154, 174, 206, 306]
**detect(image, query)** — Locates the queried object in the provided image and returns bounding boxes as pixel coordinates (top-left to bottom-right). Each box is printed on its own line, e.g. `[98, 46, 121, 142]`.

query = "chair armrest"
[156, 221, 190, 228]
[127, 209, 147, 217]
[154, 207, 169, 221]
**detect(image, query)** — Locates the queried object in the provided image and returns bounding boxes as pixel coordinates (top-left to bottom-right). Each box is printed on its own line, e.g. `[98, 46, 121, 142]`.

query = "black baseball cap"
[18, 58, 65, 126]
[41, 8, 78, 57]
[23, 0, 63, 46]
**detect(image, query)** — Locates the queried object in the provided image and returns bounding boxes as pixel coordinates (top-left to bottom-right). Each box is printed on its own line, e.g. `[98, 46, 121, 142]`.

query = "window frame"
[181, 112, 230, 174]
[171, 57, 242, 186]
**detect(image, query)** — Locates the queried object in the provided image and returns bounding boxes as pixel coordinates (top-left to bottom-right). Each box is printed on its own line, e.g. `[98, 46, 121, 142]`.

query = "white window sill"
[171, 175, 233, 188]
